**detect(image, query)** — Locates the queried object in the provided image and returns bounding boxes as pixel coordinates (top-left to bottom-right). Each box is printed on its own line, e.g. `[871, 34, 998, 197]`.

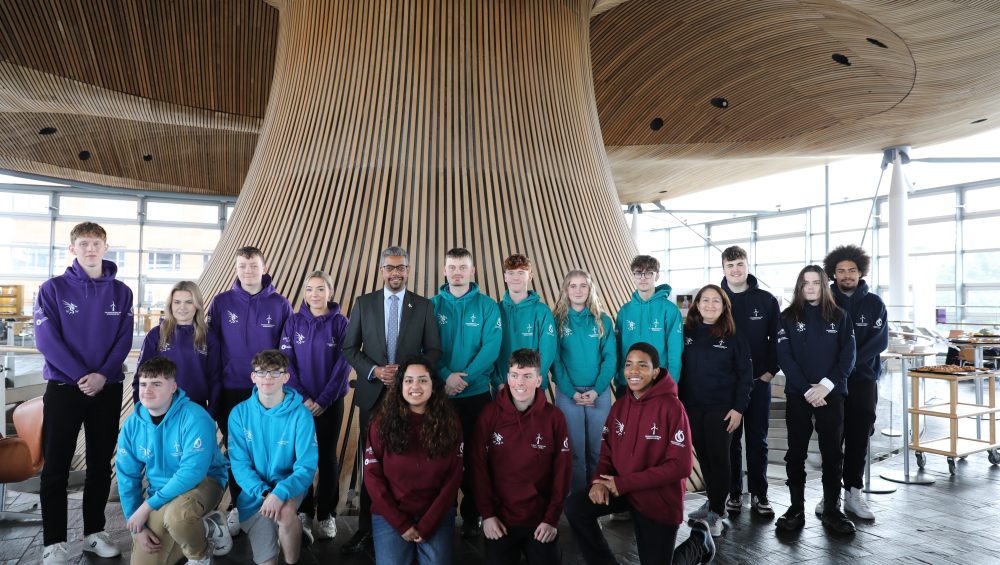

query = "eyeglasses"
[381, 265, 409, 274]
[253, 370, 287, 379]
[632, 271, 656, 280]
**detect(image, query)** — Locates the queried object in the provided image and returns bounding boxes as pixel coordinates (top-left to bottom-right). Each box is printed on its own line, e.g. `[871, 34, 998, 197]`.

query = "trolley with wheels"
[907, 367, 1000, 475]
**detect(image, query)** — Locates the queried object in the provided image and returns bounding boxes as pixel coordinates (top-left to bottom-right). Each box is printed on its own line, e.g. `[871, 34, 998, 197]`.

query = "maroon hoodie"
[595, 369, 692, 525]
[364, 413, 463, 537]
[470, 388, 572, 528]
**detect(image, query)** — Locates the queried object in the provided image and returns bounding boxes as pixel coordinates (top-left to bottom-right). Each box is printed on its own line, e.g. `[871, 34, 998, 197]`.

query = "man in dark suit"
[340, 246, 442, 553]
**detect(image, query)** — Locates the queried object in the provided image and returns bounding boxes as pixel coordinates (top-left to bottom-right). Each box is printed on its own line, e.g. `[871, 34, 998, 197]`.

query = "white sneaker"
[187, 551, 213, 565]
[83, 531, 121, 557]
[844, 487, 876, 520]
[688, 501, 710, 521]
[227, 507, 241, 537]
[204, 510, 233, 556]
[316, 516, 338, 540]
[298, 512, 314, 544]
[41, 542, 69, 565]
[706, 511, 724, 537]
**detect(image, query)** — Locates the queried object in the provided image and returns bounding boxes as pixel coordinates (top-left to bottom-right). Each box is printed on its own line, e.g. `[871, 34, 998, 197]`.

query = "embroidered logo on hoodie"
[295, 332, 306, 345]
[614, 419, 625, 437]
[105, 301, 122, 316]
[875, 318, 884, 328]
[226, 311, 239, 324]
[261, 314, 276, 328]
[856, 314, 868, 327]
[547, 324, 555, 336]
[645, 423, 662, 440]
[795, 322, 806, 332]
[750, 308, 763, 321]
[34, 306, 48, 326]
[493, 432, 504, 446]
[685, 337, 693, 345]
[437, 314, 448, 325]
[531, 433, 547, 450]
[522, 323, 534, 337]
[670, 429, 686, 447]
[713, 339, 728, 350]
[650, 320, 662, 332]
[364, 446, 378, 466]
[466, 314, 480, 327]
[626, 320, 636, 332]
[561, 437, 570, 452]
[62, 300, 79, 315]
[826, 323, 838, 334]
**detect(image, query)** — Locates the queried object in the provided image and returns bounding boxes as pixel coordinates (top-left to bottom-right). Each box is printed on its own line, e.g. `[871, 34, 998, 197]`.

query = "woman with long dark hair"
[680, 284, 752, 537]
[774, 265, 856, 535]
[364, 358, 463, 564]
[135, 281, 220, 414]
[279, 270, 351, 541]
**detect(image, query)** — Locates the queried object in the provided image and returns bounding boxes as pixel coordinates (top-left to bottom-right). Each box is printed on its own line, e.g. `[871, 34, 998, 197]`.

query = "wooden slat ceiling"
[1, 0, 999, 201]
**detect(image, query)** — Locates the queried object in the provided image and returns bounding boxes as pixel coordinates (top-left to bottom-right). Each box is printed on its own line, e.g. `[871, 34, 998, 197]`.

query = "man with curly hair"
[819, 245, 887, 521]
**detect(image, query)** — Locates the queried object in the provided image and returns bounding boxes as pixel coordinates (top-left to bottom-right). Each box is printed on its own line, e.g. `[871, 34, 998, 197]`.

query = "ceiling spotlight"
[78, 150, 91, 161]
[143, 154, 153, 161]
[650, 118, 664, 131]
[832, 53, 852, 66]
[38, 127, 57, 135]
[710, 98, 729, 109]
[971, 118, 988, 124]
[866, 37, 888, 48]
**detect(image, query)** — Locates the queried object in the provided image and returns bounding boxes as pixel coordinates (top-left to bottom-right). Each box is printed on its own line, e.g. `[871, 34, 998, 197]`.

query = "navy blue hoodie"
[34, 259, 133, 385]
[776, 304, 856, 397]
[679, 323, 754, 413]
[830, 280, 888, 382]
[720, 274, 780, 379]
[207, 275, 292, 390]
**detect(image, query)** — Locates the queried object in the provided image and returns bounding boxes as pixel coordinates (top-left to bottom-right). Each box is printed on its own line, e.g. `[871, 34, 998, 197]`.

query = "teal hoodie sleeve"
[614, 315, 625, 387]
[664, 305, 684, 383]
[462, 299, 503, 387]
[553, 337, 575, 398]
[115, 421, 146, 521]
[147, 410, 218, 510]
[431, 296, 454, 378]
[227, 406, 271, 501]
[272, 408, 319, 502]
[538, 307, 557, 389]
[594, 315, 618, 395]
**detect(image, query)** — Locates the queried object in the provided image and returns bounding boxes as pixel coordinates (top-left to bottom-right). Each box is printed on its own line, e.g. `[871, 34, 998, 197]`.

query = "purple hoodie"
[33, 259, 134, 385]
[279, 302, 351, 409]
[207, 275, 292, 390]
[135, 324, 222, 416]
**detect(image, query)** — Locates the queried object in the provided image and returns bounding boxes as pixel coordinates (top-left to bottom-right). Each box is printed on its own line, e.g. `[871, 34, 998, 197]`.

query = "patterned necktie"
[387, 294, 399, 364]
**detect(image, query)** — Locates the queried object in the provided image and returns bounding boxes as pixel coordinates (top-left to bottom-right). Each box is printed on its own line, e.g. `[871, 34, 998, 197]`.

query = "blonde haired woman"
[135, 280, 220, 414]
[552, 270, 617, 493]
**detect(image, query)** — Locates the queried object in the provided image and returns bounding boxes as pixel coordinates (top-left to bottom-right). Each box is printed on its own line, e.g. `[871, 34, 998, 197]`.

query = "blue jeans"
[556, 387, 612, 493]
[372, 508, 455, 565]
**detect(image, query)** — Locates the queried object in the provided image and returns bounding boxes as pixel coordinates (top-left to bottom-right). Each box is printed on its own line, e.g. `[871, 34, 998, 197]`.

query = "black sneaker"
[775, 508, 805, 531]
[725, 493, 743, 514]
[689, 520, 717, 563]
[751, 494, 774, 516]
[820, 507, 857, 535]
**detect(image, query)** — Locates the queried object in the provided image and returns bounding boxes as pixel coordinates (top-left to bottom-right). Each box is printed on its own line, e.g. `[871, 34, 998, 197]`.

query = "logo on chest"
[521, 323, 534, 337]
[670, 429, 686, 447]
[492, 432, 504, 446]
[531, 433, 547, 450]
[645, 422, 662, 441]
[105, 301, 122, 317]
[295, 332, 306, 345]
[465, 314, 480, 327]
[62, 300, 79, 315]
[795, 322, 806, 333]
[614, 419, 625, 437]
[649, 320, 662, 332]
[713, 339, 728, 349]
[227, 311, 239, 324]
[855, 314, 868, 327]
[260, 314, 276, 328]
[749, 308, 764, 321]
[626, 320, 637, 332]
[826, 323, 838, 334]
[685, 337, 694, 345]
[437, 314, 448, 325]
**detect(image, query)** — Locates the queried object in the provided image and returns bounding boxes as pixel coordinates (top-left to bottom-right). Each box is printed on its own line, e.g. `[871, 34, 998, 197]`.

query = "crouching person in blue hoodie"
[228, 350, 319, 565]
[117, 357, 232, 565]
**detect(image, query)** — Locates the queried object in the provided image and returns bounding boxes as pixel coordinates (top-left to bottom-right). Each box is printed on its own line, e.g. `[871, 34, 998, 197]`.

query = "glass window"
[53, 221, 140, 249]
[756, 237, 805, 262]
[709, 267, 723, 285]
[829, 201, 874, 232]
[226, 205, 234, 221]
[60, 195, 137, 219]
[147, 252, 181, 272]
[666, 269, 707, 294]
[147, 201, 219, 224]
[669, 226, 705, 248]
[709, 221, 750, 242]
[877, 221, 955, 253]
[963, 217, 1000, 250]
[667, 247, 704, 270]
[919, 254, 957, 284]
[810, 207, 826, 234]
[637, 229, 668, 253]
[965, 288, 1000, 308]
[143, 252, 210, 279]
[0, 191, 49, 214]
[142, 225, 220, 254]
[0, 245, 49, 276]
[757, 213, 806, 237]
[0, 217, 50, 245]
[754, 263, 805, 293]
[908, 193, 957, 220]
[964, 185, 1000, 213]
[964, 251, 1000, 284]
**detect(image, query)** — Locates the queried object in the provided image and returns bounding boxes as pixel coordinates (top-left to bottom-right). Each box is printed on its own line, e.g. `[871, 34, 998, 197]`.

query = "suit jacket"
[342, 289, 442, 411]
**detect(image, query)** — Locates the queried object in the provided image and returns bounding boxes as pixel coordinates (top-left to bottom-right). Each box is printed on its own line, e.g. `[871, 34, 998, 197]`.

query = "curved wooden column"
[200, 0, 636, 311]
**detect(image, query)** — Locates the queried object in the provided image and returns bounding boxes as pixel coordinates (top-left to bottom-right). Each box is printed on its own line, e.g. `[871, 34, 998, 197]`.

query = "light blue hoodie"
[227, 385, 318, 520]
[116, 390, 228, 521]
[615, 284, 684, 385]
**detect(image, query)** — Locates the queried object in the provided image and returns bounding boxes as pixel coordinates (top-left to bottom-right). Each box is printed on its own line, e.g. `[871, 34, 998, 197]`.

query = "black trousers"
[217, 387, 253, 509]
[299, 397, 345, 520]
[40, 381, 123, 546]
[687, 406, 733, 515]
[842, 378, 878, 490]
[729, 379, 771, 497]
[784, 393, 845, 505]
[450, 392, 493, 522]
[484, 525, 561, 565]
[564, 491, 706, 565]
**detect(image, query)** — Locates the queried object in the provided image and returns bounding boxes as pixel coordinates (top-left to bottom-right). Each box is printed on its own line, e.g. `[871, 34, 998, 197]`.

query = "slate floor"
[4, 446, 1000, 564]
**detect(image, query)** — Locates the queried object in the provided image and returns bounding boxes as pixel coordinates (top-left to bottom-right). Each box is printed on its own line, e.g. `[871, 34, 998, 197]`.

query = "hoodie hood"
[231, 273, 277, 298]
[631, 283, 672, 303]
[634, 368, 678, 401]
[65, 258, 119, 282]
[437, 281, 482, 302]
[135, 389, 191, 426]
[496, 387, 547, 420]
[247, 385, 305, 417]
[720, 273, 760, 293]
[830, 278, 870, 299]
[297, 300, 343, 320]
[501, 290, 540, 308]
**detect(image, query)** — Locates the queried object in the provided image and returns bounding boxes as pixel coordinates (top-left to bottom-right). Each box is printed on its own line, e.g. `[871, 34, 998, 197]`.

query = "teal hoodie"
[431, 282, 502, 398]
[494, 291, 557, 389]
[116, 390, 229, 521]
[227, 386, 318, 520]
[615, 284, 683, 385]
[553, 309, 617, 398]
